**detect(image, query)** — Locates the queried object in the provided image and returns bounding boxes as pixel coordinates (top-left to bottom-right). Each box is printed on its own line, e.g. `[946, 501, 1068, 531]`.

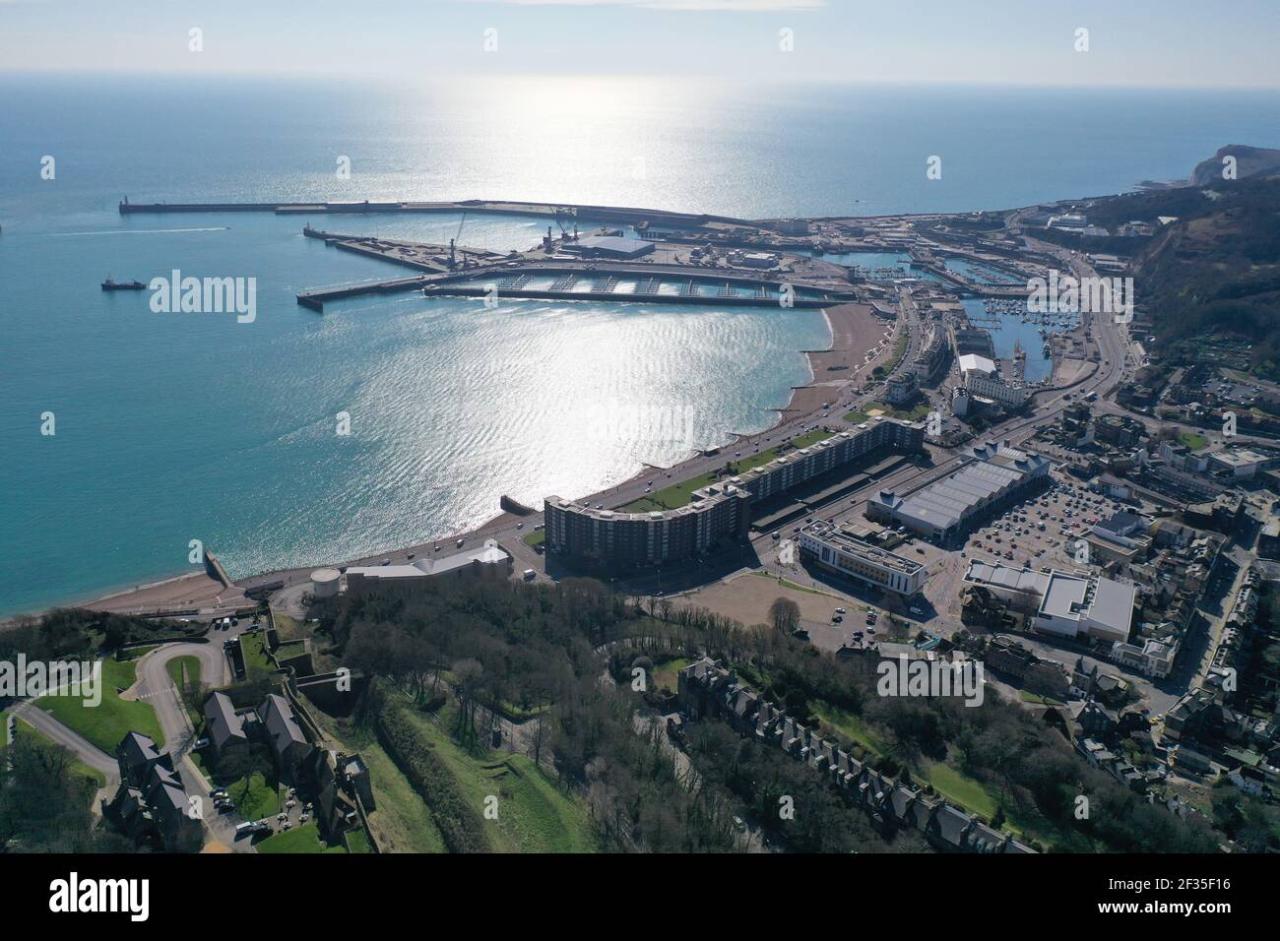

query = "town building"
[959, 353, 1030, 409]
[546, 419, 924, 567]
[963, 560, 1137, 644]
[797, 521, 928, 595]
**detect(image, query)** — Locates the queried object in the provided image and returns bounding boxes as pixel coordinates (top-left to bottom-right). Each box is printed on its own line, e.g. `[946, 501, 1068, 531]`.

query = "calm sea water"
[3, 75, 1278, 614]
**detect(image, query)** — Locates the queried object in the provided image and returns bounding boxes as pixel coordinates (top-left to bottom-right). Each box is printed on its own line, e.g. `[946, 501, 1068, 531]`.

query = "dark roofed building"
[203, 691, 249, 756]
[259, 693, 313, 780]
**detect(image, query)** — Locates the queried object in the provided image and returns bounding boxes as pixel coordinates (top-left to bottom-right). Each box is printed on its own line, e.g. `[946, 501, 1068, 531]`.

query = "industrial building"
[798, 521, 928, 595]
[562, 235, 654, 260]
[546, 418, 924, 567]
[867, 442, 1051, 544]
[963, 560, 1136, 644]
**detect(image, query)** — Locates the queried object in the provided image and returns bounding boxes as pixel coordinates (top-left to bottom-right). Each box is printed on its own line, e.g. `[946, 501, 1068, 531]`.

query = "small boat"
[102, 277, 146, 291]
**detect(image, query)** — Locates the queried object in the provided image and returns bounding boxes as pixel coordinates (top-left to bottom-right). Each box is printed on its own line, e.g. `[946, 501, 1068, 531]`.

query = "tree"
[769, 597, 801, 635]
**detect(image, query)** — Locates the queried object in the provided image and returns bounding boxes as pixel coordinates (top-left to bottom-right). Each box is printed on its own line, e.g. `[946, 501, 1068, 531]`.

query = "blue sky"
[1, 0, 1277, 87]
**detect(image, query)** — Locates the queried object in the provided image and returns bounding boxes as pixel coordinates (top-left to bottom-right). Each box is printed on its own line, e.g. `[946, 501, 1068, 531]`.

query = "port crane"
[448, 210, 467, 268]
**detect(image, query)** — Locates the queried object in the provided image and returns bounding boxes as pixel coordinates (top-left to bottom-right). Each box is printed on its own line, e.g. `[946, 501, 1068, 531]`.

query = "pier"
[118, 197, 752, 229]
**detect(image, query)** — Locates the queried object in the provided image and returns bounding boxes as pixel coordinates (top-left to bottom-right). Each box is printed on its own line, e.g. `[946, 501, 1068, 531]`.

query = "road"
[9, 700, 120, 816]
[124, 639, 256, 852]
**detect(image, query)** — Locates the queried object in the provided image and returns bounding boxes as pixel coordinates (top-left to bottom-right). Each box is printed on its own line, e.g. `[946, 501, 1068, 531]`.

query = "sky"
[0, 0, 1277, 88]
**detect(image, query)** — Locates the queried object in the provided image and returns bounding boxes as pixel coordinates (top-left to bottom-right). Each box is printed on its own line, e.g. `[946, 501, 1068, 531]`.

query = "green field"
[522, 529, 546, 548]
[36, 657, 164, 753]
[623, 429, 836, 512]
[845, 401, 930, 424]
[256, 822, 347, 854]
[399, 703, 595, 853]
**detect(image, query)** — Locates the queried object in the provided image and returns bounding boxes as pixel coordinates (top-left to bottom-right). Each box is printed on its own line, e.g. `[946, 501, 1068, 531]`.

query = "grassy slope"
[307, 707, 448, 854]
[13, 719, 107, 788]
[256, 821, 346, 854]
[398, 702, 595, 853]
[36, 657, 164, 753]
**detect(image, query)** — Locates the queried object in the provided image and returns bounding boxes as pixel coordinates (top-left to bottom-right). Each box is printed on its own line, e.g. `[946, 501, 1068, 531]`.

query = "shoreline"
[6, 303, 888, 623]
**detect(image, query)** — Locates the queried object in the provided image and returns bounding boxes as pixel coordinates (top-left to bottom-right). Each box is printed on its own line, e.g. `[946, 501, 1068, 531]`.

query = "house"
[110, 731, 201, 850]
[202, 691, 249, 756]
[258, 693, 313, 780]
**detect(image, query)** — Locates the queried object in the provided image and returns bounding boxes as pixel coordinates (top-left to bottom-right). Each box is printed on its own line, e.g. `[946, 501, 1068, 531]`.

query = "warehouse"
[867, 442, 1051, 545]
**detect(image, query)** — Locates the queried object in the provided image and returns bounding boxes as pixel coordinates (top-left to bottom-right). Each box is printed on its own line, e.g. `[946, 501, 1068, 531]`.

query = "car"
[771, 531, 780, 540]
[831, 615, 843, 623]
[380, 559, 391, 566]
[456, 538, 465, 547]
[192, 737, 210, 750]
[217, 803, 235, 815]
[407, 552, 415, 559]
[522, 569, 536, 581]
[211, 788, 228, 799]
[835, 607, 846, 614]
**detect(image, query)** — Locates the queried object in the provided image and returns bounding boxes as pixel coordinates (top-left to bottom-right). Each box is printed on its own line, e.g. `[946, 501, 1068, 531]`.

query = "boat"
[101, 277, 146, 291]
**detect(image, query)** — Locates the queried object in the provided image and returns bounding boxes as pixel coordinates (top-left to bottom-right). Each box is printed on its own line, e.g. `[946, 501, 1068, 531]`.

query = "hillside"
[1191, 144, 1280, 185]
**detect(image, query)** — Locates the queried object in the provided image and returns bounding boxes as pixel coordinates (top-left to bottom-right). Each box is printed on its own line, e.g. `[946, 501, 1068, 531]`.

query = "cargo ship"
[101, 277, 147, 291]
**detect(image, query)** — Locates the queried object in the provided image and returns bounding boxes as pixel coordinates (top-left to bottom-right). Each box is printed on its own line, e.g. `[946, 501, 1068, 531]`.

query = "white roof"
[348, 539, 509, 579]
[958, 353, 996, 375]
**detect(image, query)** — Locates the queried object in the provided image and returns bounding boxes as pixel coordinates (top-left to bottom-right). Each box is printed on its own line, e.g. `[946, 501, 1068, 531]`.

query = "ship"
[101, 277, 147, 291]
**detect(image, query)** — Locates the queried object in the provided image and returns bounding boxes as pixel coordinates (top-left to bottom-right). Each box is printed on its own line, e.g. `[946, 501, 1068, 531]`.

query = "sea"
[2, 73, 1278, 615]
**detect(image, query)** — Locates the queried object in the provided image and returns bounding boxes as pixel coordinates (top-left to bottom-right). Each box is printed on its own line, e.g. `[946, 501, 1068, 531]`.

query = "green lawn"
[400, 703, 595, 853]
[845, 401, 931, 424]
[256, 822, 347, 854]
[651, 657, 693, 694]
[811, 702, 887, 756]
[36, 657, 164, 753]
[919, 759, 1000, 821]
[1019, 690, 1065, 707]
[1177, 430, 1208, 451]
[345, 829, 374, 854]
[623, 430, 836, 512]
[228, 771, 282, 821]
[166, 655, 201, 689]
[522, 529, 546, 548]
[240, 631, 276, 679]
